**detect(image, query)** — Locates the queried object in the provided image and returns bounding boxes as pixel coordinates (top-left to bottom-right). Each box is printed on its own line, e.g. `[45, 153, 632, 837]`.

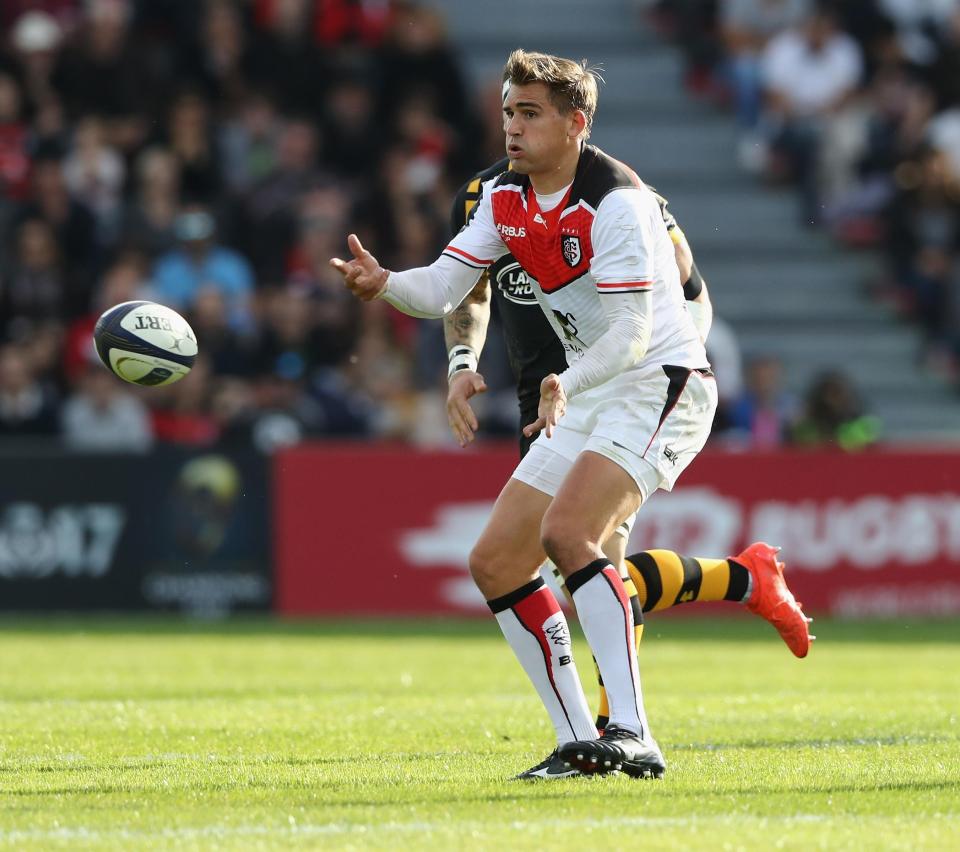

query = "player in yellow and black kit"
[445, 159, 812, 779]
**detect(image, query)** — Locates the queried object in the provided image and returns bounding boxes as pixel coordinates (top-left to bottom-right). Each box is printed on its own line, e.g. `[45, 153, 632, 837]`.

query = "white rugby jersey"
[444, 146, 708, 387]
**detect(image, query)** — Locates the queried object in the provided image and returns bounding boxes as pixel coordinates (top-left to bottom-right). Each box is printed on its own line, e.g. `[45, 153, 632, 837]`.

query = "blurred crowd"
[0, 0, 885, 455]
[647, 0, 960, 393]
[0, 0, 513, 453]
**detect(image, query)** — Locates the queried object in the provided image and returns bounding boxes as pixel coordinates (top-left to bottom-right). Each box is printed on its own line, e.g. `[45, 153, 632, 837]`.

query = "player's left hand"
[523, 373, 566, 439]
[447, 369, 487, 448]
[330, 234, 389, 301]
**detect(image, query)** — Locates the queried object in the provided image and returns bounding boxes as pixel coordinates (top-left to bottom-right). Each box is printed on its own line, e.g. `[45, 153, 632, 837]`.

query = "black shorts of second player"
[519, 401, 540, 459]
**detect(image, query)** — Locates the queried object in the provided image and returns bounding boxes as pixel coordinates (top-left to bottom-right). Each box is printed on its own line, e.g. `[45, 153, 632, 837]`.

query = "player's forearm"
[558, 291, 653, 399]
[683, 260, 705, 301]
[443, 275, 491, 355]
[382, 255, 484, 319]
[671, 227, 694, 285]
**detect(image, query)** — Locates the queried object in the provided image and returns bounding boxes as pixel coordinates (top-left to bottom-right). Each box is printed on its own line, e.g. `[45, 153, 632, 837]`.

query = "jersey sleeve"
[589, 188, 658, 294]
[443, 182, 509, 271]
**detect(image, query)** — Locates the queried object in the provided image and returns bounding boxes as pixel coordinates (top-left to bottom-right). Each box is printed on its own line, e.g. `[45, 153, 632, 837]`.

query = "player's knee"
[468, 543, 503, 593]
[542, 512, 601, 574]
[540, 515, 575, 571]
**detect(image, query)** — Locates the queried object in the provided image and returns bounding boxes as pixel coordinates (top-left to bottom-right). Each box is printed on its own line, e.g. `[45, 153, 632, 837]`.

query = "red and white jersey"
[445, 146, 708, 384]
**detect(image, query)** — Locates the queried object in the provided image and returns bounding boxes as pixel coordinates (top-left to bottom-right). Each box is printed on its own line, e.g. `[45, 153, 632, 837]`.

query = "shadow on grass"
[0, 616, 956, 644]
[670, 733, 959, 751]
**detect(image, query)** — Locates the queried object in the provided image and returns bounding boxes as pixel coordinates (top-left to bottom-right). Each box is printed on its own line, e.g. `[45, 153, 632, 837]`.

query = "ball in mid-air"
[94, 301, 198, 386]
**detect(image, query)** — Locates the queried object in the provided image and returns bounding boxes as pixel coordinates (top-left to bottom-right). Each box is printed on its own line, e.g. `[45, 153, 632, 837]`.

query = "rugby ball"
[93, 301, 198, 386]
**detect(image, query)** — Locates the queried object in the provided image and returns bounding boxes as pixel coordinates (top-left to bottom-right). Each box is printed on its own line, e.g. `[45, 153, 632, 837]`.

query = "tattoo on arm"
[444, 273, 492, 353]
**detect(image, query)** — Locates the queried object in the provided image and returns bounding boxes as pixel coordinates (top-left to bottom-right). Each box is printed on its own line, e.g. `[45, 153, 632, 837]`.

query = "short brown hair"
[502, 49, 601, 137]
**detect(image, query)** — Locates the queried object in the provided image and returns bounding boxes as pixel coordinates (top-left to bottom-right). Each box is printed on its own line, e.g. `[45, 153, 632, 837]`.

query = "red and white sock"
[566, 558, 650, 738]
[488, 577, 597, 745]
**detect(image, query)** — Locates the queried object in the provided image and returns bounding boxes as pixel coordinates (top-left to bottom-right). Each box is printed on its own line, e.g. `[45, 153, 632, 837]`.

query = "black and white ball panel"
[94, 301, 198, 386]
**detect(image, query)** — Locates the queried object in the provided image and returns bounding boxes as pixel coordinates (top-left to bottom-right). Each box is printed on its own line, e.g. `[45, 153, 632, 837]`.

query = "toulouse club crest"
[561, 234, 581, 267]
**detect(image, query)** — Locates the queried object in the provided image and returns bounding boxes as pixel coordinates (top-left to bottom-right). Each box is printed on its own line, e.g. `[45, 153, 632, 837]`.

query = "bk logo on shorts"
[561, 234, 581, 267]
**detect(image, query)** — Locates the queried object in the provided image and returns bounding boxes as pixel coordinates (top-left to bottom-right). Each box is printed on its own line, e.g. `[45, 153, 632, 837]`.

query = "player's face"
[502, 83, 581, 175]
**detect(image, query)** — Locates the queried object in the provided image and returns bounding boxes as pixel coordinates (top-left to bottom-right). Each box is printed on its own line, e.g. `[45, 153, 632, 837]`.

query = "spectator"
[219, 91, 281, 194]
[0, 73, 30, 202]
[877, 0, 958, 65]
[1, 2, 78, 35]
[188, 0, 251, 111]
[285, 185, 362, 366]
[719, 0, 811, 170]
[791, 369, 881, 449]
[149, 354, 220, 446]
[51, 0, 147, 152]
[827, 63, 934, 242]
[343, 304, 416, 439]
[62, 114, 125, 244]
[928, 106, 960, 181]
[187, 288, 255, 377]
[0, 344, 59, 436]
[61, 361, 154, 452]
[761, 4, 864, 223]
[0, 1, 488, 447]
[6, 10, 63, 117]
[883, 145, 960, 366]
[164, 90, 222, 204]
[320, 71, 381, 181]
[376, 3, 481, 172]
[1, 218, 68, 328]
[728, 355, 797, 447]
[16, 152, 98, 290]
[152, 203, 255, 332]
[926, 8, 960, 109]
[240, 117, 327, 280]
[644, 0, 725, 97]
[247, 0, 329, 117]
[253, 286, 324, 380]
[120, 146, 181, 258]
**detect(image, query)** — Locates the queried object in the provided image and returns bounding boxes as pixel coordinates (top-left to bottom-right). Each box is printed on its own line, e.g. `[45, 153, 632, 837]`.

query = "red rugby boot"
[734, 542, 813, 658]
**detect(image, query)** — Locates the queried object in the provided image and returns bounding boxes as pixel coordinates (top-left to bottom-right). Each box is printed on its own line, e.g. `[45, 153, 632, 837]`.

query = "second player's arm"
[672, 225, 713, 342]
[443, 273, 492, 363]
[444, 274, 494, 446]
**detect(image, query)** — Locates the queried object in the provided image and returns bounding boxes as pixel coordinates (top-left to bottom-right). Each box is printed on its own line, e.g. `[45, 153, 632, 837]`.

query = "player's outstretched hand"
[330, 234, 389, 301]
[447, 370, 488, 448]
[523, 373, 567, 439]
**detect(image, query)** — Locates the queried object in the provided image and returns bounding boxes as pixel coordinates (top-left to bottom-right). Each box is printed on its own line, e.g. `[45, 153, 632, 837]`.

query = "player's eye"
[525, 111, 536, 119]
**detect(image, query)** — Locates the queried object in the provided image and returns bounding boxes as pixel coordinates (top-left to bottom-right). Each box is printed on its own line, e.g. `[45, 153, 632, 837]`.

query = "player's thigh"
[469, 476, 553, 598]
[543, 450, 644, 555]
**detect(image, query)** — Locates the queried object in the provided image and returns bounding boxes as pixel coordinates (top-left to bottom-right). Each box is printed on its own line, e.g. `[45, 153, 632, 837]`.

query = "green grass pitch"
[0, 616, 957, 850]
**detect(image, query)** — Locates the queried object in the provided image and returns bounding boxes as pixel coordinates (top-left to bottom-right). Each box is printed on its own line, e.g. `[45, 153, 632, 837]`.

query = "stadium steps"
[438, 0, 960, 441]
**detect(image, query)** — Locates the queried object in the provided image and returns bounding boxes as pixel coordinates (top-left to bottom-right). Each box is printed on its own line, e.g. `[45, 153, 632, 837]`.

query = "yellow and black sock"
[625, 550, 751, 612]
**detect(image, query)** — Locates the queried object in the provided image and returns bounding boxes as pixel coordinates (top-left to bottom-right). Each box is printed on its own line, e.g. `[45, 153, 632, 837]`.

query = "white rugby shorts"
[513, 365, 717, 535]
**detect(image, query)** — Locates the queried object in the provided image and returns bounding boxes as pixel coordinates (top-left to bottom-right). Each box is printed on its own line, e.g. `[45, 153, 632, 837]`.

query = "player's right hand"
[446, 370, 487, 448]
[523, 373, 566, 439]
[330, 233, 389, 301]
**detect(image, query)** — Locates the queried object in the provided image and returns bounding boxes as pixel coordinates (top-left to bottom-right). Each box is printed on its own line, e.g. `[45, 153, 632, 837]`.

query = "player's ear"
[568, 109, 587, 140]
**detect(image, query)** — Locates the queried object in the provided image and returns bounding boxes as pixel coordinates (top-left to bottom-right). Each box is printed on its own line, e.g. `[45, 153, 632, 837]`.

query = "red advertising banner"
[274, 444, 960, 618]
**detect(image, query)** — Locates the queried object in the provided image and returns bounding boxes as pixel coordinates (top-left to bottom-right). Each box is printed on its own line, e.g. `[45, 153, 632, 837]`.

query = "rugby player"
[332, 49, 805, 782]
[444, 156, 812, 776]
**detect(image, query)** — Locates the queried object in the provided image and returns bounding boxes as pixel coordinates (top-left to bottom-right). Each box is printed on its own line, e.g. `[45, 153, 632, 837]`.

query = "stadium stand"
[2, 0, 957, 449]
